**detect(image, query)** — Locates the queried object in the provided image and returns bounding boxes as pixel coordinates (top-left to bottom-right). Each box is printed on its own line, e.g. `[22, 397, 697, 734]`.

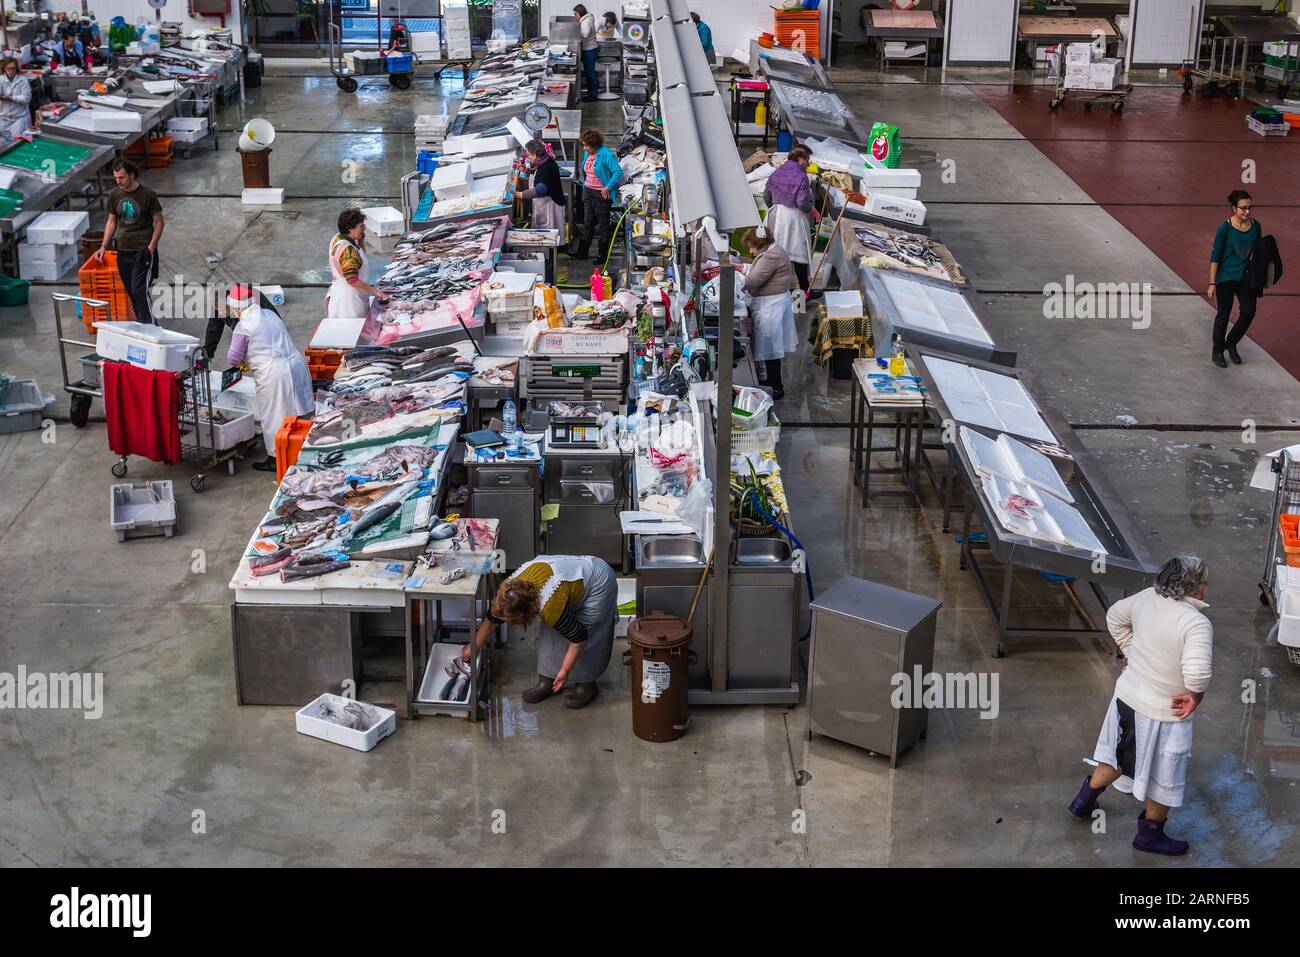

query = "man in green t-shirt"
[93, 159, 165, 324]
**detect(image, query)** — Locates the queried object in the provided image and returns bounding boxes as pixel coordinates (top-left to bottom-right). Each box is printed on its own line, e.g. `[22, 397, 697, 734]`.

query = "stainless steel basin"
[734, 537, 793, 566]
[640, 536, 705, 567]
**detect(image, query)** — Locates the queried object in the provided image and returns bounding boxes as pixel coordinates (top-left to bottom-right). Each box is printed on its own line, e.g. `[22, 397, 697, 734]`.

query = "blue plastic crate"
[385, 53, 414, 74]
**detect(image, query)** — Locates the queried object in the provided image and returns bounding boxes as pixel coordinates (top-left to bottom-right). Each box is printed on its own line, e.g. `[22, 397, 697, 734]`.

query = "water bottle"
[503, 397, 520, 448]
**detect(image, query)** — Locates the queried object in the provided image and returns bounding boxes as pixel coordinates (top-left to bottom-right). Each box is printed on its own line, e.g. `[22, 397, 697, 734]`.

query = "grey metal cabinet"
[543, 450, 629, 569]
[805, 576, 942, 767]
[468, 462, 540, 570]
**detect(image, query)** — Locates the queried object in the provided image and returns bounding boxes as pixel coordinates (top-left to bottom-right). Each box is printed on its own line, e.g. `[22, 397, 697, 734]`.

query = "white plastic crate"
[362, 205, 405, 236]
[728, 426, 779, 454]
[1246, 115, 1289, 136]
[18, 243, 78, 280]
[95, 321, 199, 372]
[109, 480, 178, 541]
[295, 693, 396, 752]
[25, 210, 89, 245]
[1278, 590, 1300, 665]
[186, 411, 255, 450]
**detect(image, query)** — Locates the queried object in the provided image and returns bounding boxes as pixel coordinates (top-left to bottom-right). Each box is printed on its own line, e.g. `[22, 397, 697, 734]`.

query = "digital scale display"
[550, 423, 601, 446]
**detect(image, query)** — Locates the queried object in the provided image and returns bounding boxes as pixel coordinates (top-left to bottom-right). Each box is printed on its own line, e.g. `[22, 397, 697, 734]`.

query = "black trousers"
[116, 247, 159, 325]
[764, 359, 783, 392]
[1212, 280, 1257, 353]
[573, 189, 612, 263]
[791, 261, 810, 295]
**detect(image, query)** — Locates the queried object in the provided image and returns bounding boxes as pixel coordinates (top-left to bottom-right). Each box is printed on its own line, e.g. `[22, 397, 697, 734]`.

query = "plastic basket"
[77, 252, 135, 331]
[275, 415, 312, 481]
[0, 274, 30, 306]
[385, 53, 414, 73]
[729, 425, 780, 454]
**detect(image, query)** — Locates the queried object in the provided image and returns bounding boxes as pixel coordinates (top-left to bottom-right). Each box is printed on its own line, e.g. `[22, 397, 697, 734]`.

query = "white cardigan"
[1107, 588, 1213, 722]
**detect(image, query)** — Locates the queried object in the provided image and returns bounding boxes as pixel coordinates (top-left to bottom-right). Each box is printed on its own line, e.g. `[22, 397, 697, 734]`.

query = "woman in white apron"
[762, 145, 817, 299]
[325, 208, 381, 319]
[226, 284, 315, 471]
[461, 554, 619, 709]
[742, 229, 798, 400]
[0, 58, 32, 138]
[518, 139, 567, 240]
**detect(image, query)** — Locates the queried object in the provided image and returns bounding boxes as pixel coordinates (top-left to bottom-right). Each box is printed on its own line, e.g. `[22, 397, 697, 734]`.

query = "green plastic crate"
[0, 275, 30, 307]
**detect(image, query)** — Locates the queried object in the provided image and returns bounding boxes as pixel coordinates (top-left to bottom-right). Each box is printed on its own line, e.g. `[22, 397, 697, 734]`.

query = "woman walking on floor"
[1208, 189, 1260, 368]
[1067, 555, 1214, 856]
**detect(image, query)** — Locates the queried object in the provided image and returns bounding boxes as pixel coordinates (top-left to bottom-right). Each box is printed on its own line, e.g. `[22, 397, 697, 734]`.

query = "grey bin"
[806, 576, 942, 767]
[110, 481, 179, 542]
[0, 378, 53, 434]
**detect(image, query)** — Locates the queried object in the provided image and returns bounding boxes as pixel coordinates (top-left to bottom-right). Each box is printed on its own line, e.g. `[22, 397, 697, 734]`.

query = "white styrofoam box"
[410, 31, 441, 53]
[442, 134, 513, 156]
[242, 187, 285, 205]
[1066, 42, 1095, 63]
[498, 252, 547, 276]
[1278, 590, 1300, 649]
[823, 290, 864, 319]
[295, 693, 396, 752]
[362, 205, 405, 236]
[19, 241, 77, 268]
[168, 116, 209, 134]
[127, 41, 161, 55]
[1087, 78, 1114, 91]
[869, 186, 918, 199]
[26, 210, 89, 246]
[1064, 75, 1090, 90]
[430, 161, 471, 200]
[470, 151, 516, 176]
[91, 110, 143, 133]
[95, 321, 199, 372]
[253, 283, 285, 306]
[169, 127, 206, 145]
[861, 190, 926, 226]
[862, 167, 921, 190]
[208, 371, 257, 415]
[1091, 58, 1122, 77]
[310, 316, 366, 350]
[192, 410, 255, 449]
[18, 253, 77, 281]
[447, 45, 472, 58]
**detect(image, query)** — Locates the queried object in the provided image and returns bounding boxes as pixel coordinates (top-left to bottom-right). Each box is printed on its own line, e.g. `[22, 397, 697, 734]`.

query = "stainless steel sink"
[640, 536, 705, 567]
[733, 537, 793, 566]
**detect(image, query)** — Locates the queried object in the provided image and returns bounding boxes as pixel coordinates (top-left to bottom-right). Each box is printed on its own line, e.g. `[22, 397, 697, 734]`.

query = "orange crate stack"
[275, 416, 313, 482]
[77, 251, 136, 333]
[126, 133, 175, 169]
[774, 9, 821, 53]
[305, 346, 344, 382]
[1282, 514, 1300, 567]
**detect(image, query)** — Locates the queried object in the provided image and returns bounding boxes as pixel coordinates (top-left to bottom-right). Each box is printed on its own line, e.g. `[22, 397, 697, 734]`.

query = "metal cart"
[1258, 449, 1300, 615]
[53, 293, 257, 492]
[1182, 12, 1249, 98]
[327, 0, 421, 93]
[1048, 60, 1132, 112]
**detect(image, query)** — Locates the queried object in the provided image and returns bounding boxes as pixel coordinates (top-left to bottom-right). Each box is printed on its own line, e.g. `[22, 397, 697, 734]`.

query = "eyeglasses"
[1237, 205, 1254, 212]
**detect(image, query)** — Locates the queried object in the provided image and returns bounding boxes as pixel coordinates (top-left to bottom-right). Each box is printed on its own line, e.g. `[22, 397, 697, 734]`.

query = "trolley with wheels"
[51, 292, 108, 429]
[327, 2, 420, 93]
[1181, 11, 1249, 99]
[1049, 81, 1132, 113]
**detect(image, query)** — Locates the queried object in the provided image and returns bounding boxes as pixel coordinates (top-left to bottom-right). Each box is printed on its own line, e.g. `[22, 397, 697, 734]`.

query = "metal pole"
[711, 242, 733, 695]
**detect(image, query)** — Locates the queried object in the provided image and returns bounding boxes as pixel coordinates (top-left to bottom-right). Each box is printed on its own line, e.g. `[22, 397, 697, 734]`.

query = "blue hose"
[739, 487, 816, 606]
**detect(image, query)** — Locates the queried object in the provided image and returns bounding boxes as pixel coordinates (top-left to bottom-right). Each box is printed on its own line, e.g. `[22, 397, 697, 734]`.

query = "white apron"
[766, 202, 812, 265]
[749, 290, 798, 362]
[234, 305, 315, 455]
[532, 194, 566, 237]
[324, 235, 371, 319]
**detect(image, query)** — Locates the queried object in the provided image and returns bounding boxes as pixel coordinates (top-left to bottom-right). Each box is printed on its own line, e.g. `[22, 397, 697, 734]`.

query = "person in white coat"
[325, 208, 381, 319]
[742, 228, 798, 400]
[1067, 555, 1214, 856]
[0, 58, 32, 138]
[226, 284, 314, 472]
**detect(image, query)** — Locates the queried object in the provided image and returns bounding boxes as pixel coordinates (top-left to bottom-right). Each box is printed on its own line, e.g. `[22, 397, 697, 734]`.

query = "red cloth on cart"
[103, 361, 182, 464]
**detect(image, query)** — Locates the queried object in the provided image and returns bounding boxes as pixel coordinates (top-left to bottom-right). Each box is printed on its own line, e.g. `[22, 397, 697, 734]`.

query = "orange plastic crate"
[774, 9, 820, 51]
[77, 252, 135, 331]
[275, 416, 313, 481]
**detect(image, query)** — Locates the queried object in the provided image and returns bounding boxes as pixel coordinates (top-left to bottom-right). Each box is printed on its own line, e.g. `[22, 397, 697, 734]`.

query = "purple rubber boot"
[1133, 811, 1189, 856]
[1067, 776, 1106, 818]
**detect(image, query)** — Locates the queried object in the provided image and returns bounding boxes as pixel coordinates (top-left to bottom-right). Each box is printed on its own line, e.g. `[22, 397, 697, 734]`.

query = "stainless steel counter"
[0, 132, 115, 240]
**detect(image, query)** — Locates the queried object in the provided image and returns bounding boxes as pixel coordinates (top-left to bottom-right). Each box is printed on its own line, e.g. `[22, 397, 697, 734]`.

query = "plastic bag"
[675, 477, 713, 547]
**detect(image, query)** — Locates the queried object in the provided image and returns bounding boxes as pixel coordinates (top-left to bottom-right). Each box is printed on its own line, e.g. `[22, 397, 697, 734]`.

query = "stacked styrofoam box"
[444, 3, 472, 59]
[430, 161, 471, 200]
[411, 31, 441, 59]
[19, 209, 86, 280]
[1089, 57, 1123, 91]
[415, 113, 451, 151]
[1264, 41, 1299, 57]
[862, 168, 920, 200]
[167, 116, 209, 144]
[484, 270, 537, 333]
[1064, 41, 1093, 89]
[362, 205, 405, 237]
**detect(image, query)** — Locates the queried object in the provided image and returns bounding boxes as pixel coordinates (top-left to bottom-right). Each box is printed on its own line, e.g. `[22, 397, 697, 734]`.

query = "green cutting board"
[0, 187, 23, 219]
[0, 138, 94, 175]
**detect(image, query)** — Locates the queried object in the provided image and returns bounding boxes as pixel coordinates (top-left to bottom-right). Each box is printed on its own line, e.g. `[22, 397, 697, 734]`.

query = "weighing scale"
[546, 400, 604, 448]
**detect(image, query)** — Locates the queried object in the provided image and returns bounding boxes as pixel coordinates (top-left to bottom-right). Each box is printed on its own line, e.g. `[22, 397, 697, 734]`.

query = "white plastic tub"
[295, 693, 396, 752]
[95, 321, 199, 372]
[186, 411, 255, 450]
[25, 210, 89, 245]
[362, 205, 405, 236]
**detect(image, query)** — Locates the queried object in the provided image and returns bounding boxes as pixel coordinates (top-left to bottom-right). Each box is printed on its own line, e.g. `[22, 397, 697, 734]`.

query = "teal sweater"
[1210, 219, 1259, 284]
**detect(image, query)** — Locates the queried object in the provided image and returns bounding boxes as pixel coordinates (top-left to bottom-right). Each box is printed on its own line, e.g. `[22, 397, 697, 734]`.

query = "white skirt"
[765, 202, 812, 265]
[1091, 694, 1194, 808]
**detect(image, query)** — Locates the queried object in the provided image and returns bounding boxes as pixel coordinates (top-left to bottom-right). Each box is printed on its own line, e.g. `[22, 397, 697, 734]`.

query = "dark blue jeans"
[581, 47, 599, 97]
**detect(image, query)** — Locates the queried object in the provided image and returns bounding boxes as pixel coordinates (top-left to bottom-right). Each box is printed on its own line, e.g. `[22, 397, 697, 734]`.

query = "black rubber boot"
[522, 676, 557, 704]
[1067, 776, 1106, 819]
[563, 682, 598, 709]
[252, 457, 277, 472]
[1133, 811, 1189, 856]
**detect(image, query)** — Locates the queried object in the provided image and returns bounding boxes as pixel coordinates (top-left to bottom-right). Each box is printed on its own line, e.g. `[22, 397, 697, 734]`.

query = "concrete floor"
[1, 62, 1297, 868]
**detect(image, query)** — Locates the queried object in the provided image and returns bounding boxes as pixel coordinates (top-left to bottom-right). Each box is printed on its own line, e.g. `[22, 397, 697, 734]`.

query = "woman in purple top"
[763, 145, 817, 299]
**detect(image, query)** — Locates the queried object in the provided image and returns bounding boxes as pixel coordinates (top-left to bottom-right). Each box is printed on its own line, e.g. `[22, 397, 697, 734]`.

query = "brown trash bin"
[238, 147, 272, 189]
[625, 610, 695, 743]
[79, 231, 104, 264]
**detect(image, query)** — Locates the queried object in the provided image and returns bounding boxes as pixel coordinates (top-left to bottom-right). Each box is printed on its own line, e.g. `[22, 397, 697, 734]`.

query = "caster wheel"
[69, 394, 91, 428]
[1112, 100, 1124, 113]
[1182, 74, 1193, 95]
[1083, 100, 1093, 111]
[1201, 80, 1219, 97]
[338, 76, 358, 93]
[191, 475, 206, 493]
[1049, 97, 1062, 110]
[1225, 81, 1240, 99]
[389, 73, 412, 90]
[111, 459, 127, 478]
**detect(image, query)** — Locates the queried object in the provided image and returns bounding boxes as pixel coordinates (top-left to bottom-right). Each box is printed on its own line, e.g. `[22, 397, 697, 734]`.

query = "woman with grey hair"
[1066, 555, 1213, 855]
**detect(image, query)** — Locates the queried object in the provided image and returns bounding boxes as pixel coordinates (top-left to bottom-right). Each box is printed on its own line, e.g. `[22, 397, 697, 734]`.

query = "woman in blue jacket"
[691, 12, 715, 64]
[569, 130, 624, 264]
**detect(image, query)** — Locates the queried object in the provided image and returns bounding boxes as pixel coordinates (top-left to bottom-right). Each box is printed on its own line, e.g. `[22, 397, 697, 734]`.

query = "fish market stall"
[831, 219, 967, 292]
[0, 132, 115, 267]
[909, 345, 1157, 656]
[41, 75, 181, 152]
[860, 265, 1013, 366]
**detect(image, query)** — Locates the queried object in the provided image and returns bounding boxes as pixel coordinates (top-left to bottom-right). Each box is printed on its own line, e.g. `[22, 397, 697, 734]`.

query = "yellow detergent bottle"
[754, 99, 767, 129]
[888, 333, 906, 377]
[602, 272, 613, 299]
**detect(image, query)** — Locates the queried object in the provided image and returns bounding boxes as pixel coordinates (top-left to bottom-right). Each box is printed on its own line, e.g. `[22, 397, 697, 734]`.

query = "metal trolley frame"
[52, 293, 258, 492]
[327, 0, 422, 93]
[1258, 449, 1300, 615]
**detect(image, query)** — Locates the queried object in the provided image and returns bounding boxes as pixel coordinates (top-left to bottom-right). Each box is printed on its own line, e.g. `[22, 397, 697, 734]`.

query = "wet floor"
[0, 61, 1296, 867]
